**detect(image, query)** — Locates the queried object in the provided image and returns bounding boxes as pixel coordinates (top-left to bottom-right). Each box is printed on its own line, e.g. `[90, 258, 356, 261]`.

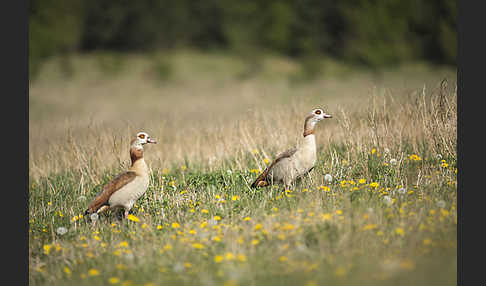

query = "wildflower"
[440, 209, 450, 216]
[200, 221, 208, 228]
[362, 224, 377, 231]
[157, 225, 163, 230]
[334, 266, 347, 276]
[324, 174, 333, 182]
[184, 262, 192, 268]
[171, 222, 180, 229]
[437, 200, 446, 208]
[163, 244, 172, 251]
[440, 160, 449, 168]
[90, 213, 99, 221]
[254, 224, 263, 230]
[253, 149, 259, 154]
[358, 179, 366, 184]
[389, 158, 398, 165]
[109, 277, 120, 284]
[395, 227, 405, 236]
[56, 227, 68, 235]
[126, 214, 139, 222]
[232, 195, 240, 201]
[400, 260, 415, 270]
[225, 252, 234, 261]
[118, 241, 129, 248]
[201, 209, 209, 214]
[369, 182, 379, 188]
[423, 238, 432, 246]
[409, 154, 422, 161]
[279, 256, 288, 262]
[335, 210, 343, 215]
[250, 169, 260, 174]
[251, 239, 259, 245]
[192, 243, 205, 249]
[264, 158, 270, 164]
[88, 269, 100, 276]
[214, 216, 222, 221]
[214, 255, 224, 263]
[181, 165, 187, 171]
[371, 148, 377, 155]
[64, 267, 71, 276]
[237, 254, 247, 262]
[227, 169, 233, 174]
[320, 186, 330, 192]
[272, 207, 279, 212]
[321, 213, 332, 221]
[243, 216, 251, 221]
[43, 244, 52, 255]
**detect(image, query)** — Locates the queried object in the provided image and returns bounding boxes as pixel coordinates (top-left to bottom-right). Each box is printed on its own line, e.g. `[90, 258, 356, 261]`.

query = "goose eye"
[315, 110, 322, 115]
[139, 134, 145, 139]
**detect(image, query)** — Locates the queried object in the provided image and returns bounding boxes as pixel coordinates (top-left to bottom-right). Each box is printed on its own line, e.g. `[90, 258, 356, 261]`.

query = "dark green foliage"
[29, 0, 456, 79]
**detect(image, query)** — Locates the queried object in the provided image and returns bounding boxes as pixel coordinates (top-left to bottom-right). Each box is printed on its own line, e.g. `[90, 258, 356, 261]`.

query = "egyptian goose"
[85, 132, 157, 218]
[251, 108, 332, 189]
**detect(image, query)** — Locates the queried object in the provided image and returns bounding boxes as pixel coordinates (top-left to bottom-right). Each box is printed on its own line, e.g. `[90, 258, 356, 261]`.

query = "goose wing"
[85, 171, 137, 214]
[251, 148, 297, 188]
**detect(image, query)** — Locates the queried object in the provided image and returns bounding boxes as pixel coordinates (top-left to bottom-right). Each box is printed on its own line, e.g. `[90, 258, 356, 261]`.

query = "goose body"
[251, 108, 332, 189]
[85, 132, 156, 218]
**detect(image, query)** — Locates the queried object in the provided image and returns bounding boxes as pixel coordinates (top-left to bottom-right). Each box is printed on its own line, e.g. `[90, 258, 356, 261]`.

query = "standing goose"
[85, 131, 157, 219]
[251, 108, 332, 189]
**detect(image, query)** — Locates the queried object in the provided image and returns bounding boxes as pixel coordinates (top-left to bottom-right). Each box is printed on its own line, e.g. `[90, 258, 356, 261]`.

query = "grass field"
[29, 50, 457, 286]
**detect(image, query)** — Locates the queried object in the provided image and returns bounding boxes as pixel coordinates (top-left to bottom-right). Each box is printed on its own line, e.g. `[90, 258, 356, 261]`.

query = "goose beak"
[323, 113, 332, 118]
[148, 138, 157, 144]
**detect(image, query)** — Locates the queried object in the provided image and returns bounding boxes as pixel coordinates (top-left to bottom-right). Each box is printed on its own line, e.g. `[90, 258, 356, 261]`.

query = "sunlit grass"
[29, 51, 456, 286]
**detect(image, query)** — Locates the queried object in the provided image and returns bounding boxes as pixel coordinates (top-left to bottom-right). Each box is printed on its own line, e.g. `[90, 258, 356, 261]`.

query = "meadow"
[29, 50, 457, 286]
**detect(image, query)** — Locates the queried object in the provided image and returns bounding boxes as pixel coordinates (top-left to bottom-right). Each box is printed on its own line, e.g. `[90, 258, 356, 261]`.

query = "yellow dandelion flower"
[225, 252, 234, 260]
[109, 277, 120, 284]
[232, 195, 240, 201]
[335, 210, 343, 215]
[254, 223, 263, 230]
[192, 243, 205, 249]
[184, 262, 192, 268]
[200, 221, 208, 228]
[251, 239, 259, 245]
[237, 254, 247, 262]
[362, 224, 377, 231]
[118, 241, 129, 248]
[43, 244, 51, 255]
[243, 216, 251, 221]
[369, 182, 379, 188]
[423, 238, 432, 246]
[321, 213, 332, 221]
[358, 179, 366, 184]
[88, 269, 100, 276]
[116, 264, 127, 270]
[214, 255, 224, 263]
[201, 209, 209, 214]
[334, 266, 347, 276]
[64, 267, 71, 276]
[214, 216, 222, 221]
[409, 154, 422, 161]
[163, 244, 172, 250]
[395, 227, 405, 236]
[263, 158, 270, 164]
[272, 207, 279, 212]
[279, 256, 288, 262]
[171, 222, 180, 228]
[157, 225, 163, 230]
[181, 165, 187, 171]
[371, 148, 377, 155]
[253, 149, 259, 154]
[126, 214, 140, 222]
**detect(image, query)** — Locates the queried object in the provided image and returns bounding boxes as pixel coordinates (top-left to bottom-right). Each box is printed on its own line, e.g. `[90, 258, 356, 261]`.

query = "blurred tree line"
[29, 0, 456, 78]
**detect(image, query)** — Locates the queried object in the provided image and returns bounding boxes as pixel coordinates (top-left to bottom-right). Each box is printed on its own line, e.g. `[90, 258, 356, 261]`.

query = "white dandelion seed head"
[382, 196, 393, 206]
[227, 169, 233, 175]
[56, 227, 68, 235]
[384, 148, 390, 154]
[90, 213, 99, 221]
[437, 200, 446, 208]
[324, 174, 333, 182]
[397, 188, 407, 195]
[173, 263, 184, 273]
[436, 154, 443, 160]
[389, 158, 398, 165]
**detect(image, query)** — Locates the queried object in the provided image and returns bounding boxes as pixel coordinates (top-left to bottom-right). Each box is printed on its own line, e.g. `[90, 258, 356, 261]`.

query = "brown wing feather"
[85, 171, 137, 214]
[251, 148, 297, 188]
